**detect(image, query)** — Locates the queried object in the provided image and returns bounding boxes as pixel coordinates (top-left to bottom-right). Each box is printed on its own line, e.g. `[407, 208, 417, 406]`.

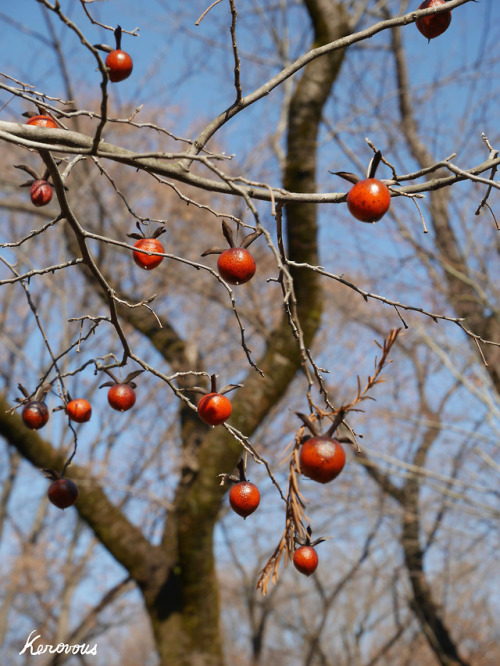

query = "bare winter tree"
[0, 1, 498, 665]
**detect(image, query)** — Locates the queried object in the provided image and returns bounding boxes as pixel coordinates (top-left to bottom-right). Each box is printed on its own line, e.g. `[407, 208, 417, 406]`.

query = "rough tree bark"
[0, 2, 350, 665]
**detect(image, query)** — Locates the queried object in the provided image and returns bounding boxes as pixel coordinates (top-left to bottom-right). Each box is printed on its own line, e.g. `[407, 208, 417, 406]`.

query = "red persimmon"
[217, 248, 256, 285]
[26, 115, 58, 129]
[299, 436, 346, 484]
[197, 393, 232, 426]
[30, 180, 53, 207]
[22, 401, 49, 430]
[229, 481, 260, 519]
[293, 545, 319, 576]
[416, 0, 452, 40]
[107, 384, 136, 412]
[66, 398, 92, 423]
[106, 50, 133, 82]
[133, 237, 165, 270]
[48, 478, 79, 509]
[347, 178, 391, 223]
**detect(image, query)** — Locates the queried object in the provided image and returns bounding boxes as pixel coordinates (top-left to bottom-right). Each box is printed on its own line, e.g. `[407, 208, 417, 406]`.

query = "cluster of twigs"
[0, 0, 492, 544]
[257, 328, 401, 594]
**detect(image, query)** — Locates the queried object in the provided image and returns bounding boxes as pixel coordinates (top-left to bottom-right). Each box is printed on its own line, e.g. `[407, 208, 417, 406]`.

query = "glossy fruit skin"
[293, 546, 319, 576]
[229, 481, 260, 518]
[416, 0, 452, 40]
[22, 401, 49, 430]
[30, 180, 53, 207]
[197, 393, 232, 426]
[48, 478, 79, 509]
[217, 248, 256, 285]
[26, 115, 58, 129]
[66, 399, 92, 423]
[347, 178, 391, 223]
[133, 238, 164, 270]
[107, 384, 136, 412]
[105, 50, 133, 82]
[299, 436, 346, 484]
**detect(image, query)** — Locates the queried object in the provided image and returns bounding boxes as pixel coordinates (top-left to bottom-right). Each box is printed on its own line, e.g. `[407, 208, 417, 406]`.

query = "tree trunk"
[146, 3, 350, 663]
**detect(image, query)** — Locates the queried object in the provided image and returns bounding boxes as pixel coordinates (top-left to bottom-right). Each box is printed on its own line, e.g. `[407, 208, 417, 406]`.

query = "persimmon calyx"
[331, 150, 388, 184]
[296, 412, 320, 437]
[294, 525, 328, 548]
[201, 221, 262, 256]
[127, 221, 166, 240]
[94, 43, 114, 53]
[330, 171, 360, 185]
[187, 373, 242, 396]
[217, 473, 240, 486]
[43, 468, 63, 482]
[218, 458, 249, 486]
[296, 409, 346, 439]
[94, 25, 125, 54]
[99, 368, 144, 388]
[17, 382, 51, 404]
[366, 150, 383, 179]
[15, 164, 43, 181]
[294, 534, 327, 548]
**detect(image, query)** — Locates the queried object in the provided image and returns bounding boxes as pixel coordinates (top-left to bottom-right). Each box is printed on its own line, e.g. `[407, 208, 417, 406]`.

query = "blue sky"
[1, 1, 498, 159]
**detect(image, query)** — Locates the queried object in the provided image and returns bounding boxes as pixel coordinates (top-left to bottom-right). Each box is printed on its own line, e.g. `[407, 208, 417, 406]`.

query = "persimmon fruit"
[217, 248, 256, 285]
[299, 436, 346, 484]
[347, 178, 391, 223]
[416, 0, 452, 40]
[197, 393, 232, 426]
[229, 481, 260, 518]
[66, 398, 92, 423]
[30, 180, 53, 207]
[106, 49, 133, 82]
[48, 478, 79, 509]
[107, 384, 136, 412]
[26, 115, 58, 129]
[133, 237, 165, 270]
[22, 401, 49, 430]
[293, 545, 319, 576]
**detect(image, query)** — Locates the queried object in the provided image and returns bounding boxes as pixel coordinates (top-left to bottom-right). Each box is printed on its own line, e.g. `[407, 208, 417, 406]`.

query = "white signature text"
[19, 630, 97, 656]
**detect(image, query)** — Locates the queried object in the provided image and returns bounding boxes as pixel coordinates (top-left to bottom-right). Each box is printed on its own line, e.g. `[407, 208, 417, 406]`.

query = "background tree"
[1, 1, 499, 665]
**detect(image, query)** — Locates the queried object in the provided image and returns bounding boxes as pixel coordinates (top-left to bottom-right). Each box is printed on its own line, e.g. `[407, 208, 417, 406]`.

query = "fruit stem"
[210, 374, 218, 393]
[236, 458, 247, 482]
[114, 25, 123, 51]
[367, 150, 382, 179]
[305, 524, 313, 545]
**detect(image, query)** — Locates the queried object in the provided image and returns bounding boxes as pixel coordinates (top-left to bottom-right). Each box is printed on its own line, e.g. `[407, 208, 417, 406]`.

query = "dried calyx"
[201, 220, 262, 256]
